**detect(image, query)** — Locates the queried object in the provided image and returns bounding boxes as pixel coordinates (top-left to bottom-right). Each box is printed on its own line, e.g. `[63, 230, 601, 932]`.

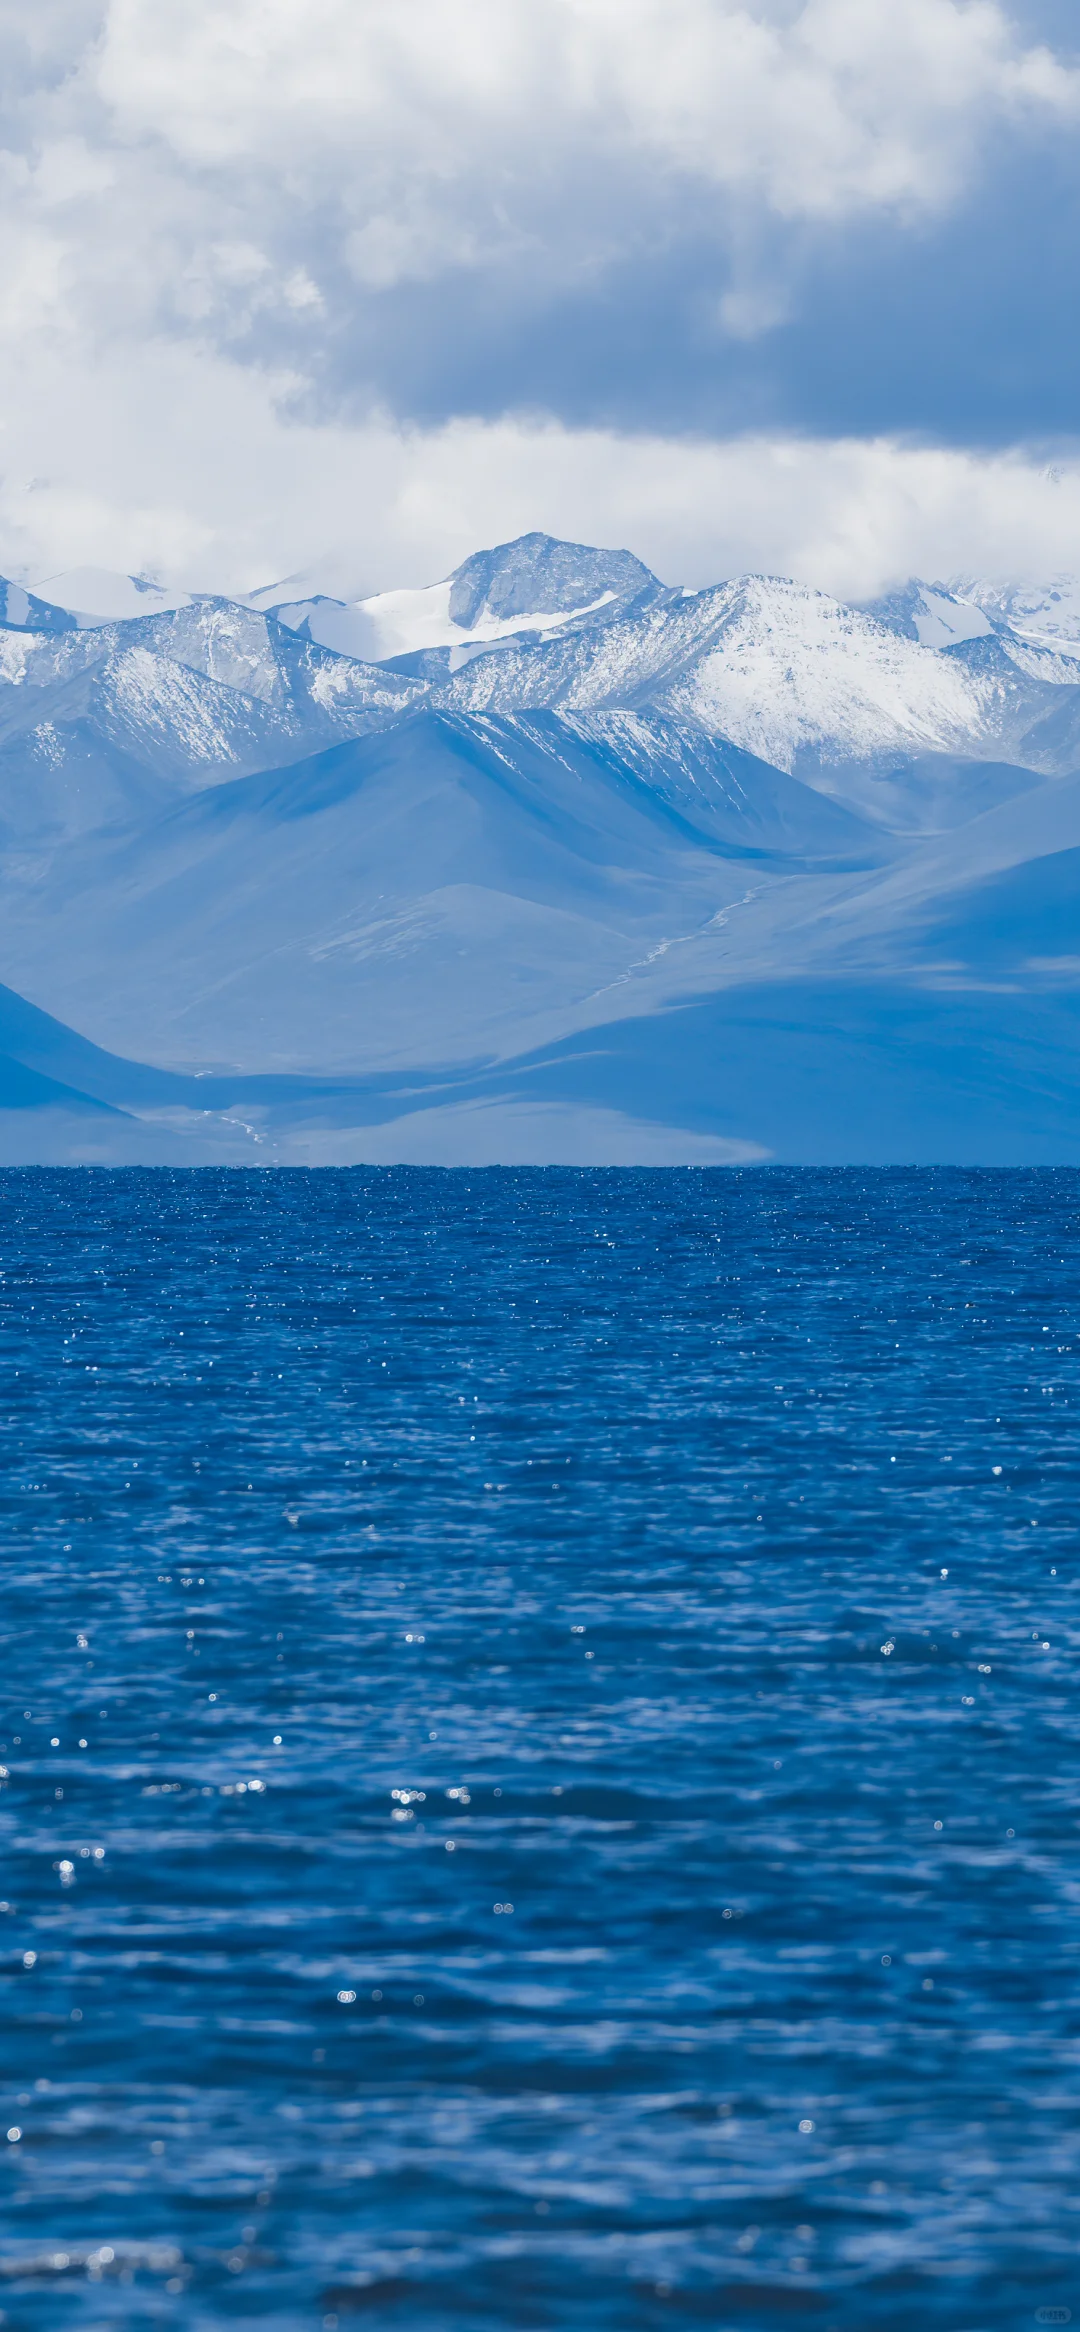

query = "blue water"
[1, 1168, 1078, 2332]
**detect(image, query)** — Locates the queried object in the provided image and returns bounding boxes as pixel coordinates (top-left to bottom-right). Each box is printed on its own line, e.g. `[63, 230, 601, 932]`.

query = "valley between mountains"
[1, 533, 1079, 1163]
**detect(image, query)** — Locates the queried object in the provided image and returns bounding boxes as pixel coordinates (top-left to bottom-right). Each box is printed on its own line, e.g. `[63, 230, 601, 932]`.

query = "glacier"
[0, 529, 1079, 1163]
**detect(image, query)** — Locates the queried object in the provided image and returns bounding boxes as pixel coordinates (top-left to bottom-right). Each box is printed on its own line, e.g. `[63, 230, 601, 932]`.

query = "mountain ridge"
[1, 529, 1079, 1161]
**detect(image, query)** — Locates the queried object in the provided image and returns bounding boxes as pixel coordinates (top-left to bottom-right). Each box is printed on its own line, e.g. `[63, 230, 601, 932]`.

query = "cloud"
[93, 0, 1076, 223]
[0, 2, 1078, 586]
[5, 2, 1076, 364]
[2, 328, 1080, 600]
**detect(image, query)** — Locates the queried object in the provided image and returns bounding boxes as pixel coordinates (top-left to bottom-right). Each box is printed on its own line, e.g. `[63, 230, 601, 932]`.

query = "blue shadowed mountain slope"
[0, 709, 890, 1075]
[1, 959, 1079, 1164]
[159, 706, 881, 865]
[0, 980, 205, 1108]
[0, 776, 1078, 1164]
[1005, 682, 1080, 779]
[855, 840, 1080, 982]
[793, 753, 1043, 836]
[0, 1053, 123, 1115]
[435, 980, 1080, 1165]
[546, 711, 889, 857]
[0, 975, 453, 1137]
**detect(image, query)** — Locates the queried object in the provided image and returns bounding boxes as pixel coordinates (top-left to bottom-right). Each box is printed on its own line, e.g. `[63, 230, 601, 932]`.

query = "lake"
[0, 1167, 1076, 2331]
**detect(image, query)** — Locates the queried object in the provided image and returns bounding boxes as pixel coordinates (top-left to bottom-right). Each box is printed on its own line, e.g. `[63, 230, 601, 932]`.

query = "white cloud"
[0, 2, 1077, 602]
[1, 330, 1079, 600]
[0, 0, 1072, 364]
[92, 0, 1078, 226]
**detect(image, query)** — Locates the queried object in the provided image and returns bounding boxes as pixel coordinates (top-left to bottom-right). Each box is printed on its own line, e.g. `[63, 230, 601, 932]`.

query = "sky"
[1, 0, 1079, 598]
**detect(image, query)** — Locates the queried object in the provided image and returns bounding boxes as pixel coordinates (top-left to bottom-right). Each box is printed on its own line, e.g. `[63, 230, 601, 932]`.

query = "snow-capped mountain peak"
[253, 532, 665, 665]
[430, 568, 1040, 788]
[445, 531, 658, 627]
[641, 575, 999, 772]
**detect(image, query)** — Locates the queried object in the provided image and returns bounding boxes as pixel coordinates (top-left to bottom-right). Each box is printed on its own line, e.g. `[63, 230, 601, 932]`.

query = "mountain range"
[1, 530, 1079, 1163]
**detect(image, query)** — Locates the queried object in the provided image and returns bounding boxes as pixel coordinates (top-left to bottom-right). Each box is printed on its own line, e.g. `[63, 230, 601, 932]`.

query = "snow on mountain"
[9, 538, 1079, 809]
[0, 628, 424, 846]
[952, 574, 1080, 648]
[0, 622, 117, 694]
[431, 580, 753, 717]
[0, 649, 301, 844]
[91, 646, 307, 779]
[0, 578, 82, 635]
[0, 584, 427, 844]
[243, 555, 377, 612]
[122, 599, 291, 704]
[446, 532, 658, 627]
[26, 569, 195, 625]
[271, 580, 630, 664]
[549, 710, 884, 862]
[860, 580, 994, 648]
[120, 599, 425, 729]
[661, 579, 1011, 772]
[431, 572, 1074, 791]
[264, 531, 663, 665]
